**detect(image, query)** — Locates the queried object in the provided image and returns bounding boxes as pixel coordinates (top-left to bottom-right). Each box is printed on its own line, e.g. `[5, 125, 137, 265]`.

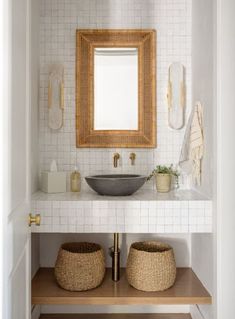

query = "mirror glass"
[94, 47, 138, 130]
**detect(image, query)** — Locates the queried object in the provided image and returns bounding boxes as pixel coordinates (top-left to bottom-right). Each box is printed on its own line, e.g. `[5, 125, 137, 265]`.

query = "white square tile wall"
[39, 0, 192, 191]
[31, 196, 212, 233]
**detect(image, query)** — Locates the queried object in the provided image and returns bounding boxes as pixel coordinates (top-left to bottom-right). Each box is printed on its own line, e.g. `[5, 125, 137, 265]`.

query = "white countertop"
[32, 189, 210, 202]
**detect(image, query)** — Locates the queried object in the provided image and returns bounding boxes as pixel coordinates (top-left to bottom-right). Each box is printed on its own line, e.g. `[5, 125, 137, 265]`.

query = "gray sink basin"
[85, 174, 146, 196]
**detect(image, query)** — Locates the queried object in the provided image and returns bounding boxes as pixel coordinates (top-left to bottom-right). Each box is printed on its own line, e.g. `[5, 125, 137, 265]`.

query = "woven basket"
[55, 242, 105, 291]
[126, 241, 176, 292]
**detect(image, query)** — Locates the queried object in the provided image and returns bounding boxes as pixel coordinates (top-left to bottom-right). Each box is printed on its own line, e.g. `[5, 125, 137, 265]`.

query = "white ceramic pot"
[155, 173, 172, 193]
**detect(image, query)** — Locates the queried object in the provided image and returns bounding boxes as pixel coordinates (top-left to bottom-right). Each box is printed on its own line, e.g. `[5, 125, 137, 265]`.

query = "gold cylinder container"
[70, 167, 81, 192]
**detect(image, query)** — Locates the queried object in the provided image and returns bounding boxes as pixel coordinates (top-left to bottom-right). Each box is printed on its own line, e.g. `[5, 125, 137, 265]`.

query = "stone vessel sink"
[85, 174, 146, 196]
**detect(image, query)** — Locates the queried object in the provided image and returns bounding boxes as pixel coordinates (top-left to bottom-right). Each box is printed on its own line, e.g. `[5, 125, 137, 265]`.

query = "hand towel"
[179, 101, 204, 185]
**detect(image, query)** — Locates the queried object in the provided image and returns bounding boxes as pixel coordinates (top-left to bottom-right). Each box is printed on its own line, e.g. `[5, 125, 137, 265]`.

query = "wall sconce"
[167, 62, 185, 130]
[48, 64, 64, 130]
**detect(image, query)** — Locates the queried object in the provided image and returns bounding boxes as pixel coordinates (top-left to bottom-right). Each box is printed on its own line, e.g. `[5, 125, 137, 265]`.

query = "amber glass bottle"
[70, 166, 81, 192]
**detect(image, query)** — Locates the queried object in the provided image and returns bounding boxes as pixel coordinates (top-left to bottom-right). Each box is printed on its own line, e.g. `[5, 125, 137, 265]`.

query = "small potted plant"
[147, 164, 180, 193]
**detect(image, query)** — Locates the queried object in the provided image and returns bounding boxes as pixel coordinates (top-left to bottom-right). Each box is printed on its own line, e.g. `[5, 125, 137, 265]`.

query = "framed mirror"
[76, 29, 156, 148]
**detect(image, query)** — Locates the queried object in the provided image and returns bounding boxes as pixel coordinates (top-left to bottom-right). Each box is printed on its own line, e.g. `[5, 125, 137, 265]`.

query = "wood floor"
[39, 314, 192, 319]
[32, 267, 211, 305]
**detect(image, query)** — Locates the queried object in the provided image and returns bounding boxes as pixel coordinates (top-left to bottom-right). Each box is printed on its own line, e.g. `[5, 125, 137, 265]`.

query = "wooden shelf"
[32, 268, 212, 305]
[39, 314, 192, 319]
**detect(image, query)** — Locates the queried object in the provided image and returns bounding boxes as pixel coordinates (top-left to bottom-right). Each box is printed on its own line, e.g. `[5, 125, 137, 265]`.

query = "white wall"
[38, 0, 192, 191]
[0, 0, 7, 316]
[192, 0, 214, 199]
[191, 0, 215, 318]
[216, 0, 235, 318]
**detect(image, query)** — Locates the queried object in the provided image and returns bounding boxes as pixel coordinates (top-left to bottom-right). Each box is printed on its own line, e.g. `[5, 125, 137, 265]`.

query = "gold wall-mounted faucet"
[113, 153, 120, 168]
[129, 153, 136, 165]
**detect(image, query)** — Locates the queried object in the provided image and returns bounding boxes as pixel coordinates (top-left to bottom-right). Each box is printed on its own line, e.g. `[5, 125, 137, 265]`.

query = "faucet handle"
[129, 153, 136, 165]
[113, 152, 120, 159]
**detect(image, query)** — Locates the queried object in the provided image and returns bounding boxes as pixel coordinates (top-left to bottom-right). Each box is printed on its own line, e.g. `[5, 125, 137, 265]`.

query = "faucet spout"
[113, 153, 120, 168]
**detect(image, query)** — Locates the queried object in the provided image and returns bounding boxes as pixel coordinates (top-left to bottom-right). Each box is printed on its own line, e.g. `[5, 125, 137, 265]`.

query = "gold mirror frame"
[76, 29, 156, 148]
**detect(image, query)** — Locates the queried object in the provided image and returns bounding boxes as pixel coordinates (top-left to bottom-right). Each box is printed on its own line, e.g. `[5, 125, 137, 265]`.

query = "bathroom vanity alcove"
[29, 0, 215, 319]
